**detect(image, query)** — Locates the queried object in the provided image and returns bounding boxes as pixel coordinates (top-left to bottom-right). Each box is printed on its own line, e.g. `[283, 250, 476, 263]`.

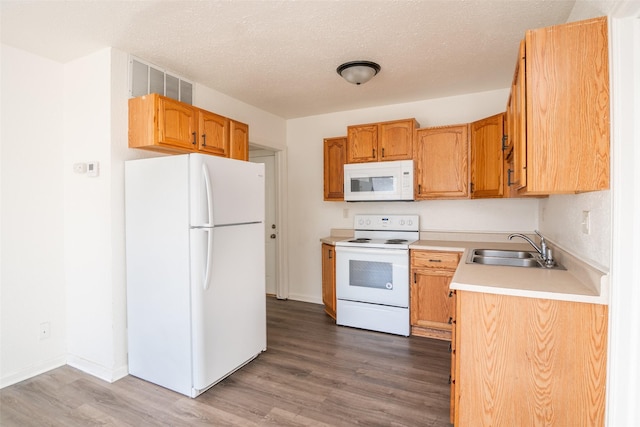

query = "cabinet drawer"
[411, 250, 460, 270]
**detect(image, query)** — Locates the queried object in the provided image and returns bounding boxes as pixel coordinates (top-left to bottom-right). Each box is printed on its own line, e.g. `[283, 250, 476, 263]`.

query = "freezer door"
[190, 222, 266, 395]
[189, 154, 265, 227]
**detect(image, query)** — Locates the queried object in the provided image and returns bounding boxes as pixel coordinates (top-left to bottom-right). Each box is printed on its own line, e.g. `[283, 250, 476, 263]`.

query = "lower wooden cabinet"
[452, 291, 608, 426]
[410, 250, 460, 340]
[321, 243, 337, 319]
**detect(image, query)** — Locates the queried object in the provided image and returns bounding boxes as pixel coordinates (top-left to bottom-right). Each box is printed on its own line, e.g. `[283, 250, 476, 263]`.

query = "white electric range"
[334, 214, 419, 336]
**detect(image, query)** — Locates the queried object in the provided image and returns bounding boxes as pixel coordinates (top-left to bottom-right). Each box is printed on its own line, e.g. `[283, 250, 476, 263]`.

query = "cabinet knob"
[448, 317, 453, 324]
[202, 133, 207, 146]
[191, 132, 197, 145]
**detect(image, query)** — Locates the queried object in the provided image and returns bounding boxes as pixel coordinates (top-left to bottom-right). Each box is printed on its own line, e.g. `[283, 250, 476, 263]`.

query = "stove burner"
[385, 239, 408, 244]
[348, 238, 371, 243]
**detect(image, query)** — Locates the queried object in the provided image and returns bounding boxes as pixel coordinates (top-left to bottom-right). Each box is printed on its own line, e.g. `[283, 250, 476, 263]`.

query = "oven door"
[335, 246, 409, 308]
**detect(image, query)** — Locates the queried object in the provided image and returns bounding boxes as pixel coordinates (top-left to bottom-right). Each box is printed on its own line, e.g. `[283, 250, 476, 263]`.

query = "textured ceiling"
[0, 0, 576, 119]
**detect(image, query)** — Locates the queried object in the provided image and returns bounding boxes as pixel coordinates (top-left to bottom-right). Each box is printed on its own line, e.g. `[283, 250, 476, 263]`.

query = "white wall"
[0, 46, 67, 386]
[194, 85, 287, 150]
[63, 48, 126, 381]
[286, 89, 540, 303]
[539, 192, 611, 268]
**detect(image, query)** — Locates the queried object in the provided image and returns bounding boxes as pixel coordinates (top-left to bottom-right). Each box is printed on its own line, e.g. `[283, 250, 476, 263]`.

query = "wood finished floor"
[1, 298, 452, 426]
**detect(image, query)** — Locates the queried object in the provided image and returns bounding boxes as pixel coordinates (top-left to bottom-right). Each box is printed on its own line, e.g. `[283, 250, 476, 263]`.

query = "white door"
[250, 153, 277, 295]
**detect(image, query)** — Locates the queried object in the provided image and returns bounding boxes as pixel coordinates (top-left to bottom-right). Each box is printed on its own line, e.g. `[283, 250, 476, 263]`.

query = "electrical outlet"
[39, 322, 50, 340]
[582, 211, 591, 235]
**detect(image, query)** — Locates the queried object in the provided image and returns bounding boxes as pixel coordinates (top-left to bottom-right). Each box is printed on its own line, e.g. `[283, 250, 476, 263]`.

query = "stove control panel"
[354, 214, 419, 231]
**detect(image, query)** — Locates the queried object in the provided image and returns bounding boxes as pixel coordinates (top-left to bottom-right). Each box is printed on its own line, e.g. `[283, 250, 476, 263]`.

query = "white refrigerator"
[124, 153, 266, 398]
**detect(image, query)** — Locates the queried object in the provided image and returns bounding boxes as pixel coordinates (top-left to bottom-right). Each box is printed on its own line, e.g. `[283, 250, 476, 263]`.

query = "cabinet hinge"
[502, 135, 508, 151]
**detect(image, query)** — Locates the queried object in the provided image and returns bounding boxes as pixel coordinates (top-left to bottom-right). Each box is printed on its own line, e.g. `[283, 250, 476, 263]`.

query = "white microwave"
[343, 160, 414, 202]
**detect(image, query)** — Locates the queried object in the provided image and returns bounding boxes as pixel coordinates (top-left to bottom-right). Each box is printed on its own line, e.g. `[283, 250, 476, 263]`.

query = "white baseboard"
[285, 293, 323, 305]
[66, 355, 128, 383]
[0, 355, 67, 389]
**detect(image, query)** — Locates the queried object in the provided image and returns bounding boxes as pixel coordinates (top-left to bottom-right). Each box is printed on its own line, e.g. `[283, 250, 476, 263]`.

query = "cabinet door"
[525, 17, 609, 193]
[229, 120, 249, 161]
[323, 137, 346, 201]
[321, 244, 336, 319]
[411, 269, 454, 328]
[347, 124, 378, 163]
[470, 113, 504, 198]
[157, 97, 197, 150]
[198, 110, 229, 157]
[450, 290, 457, 425]
[511, 40, 527, 190]
[455, 291, 608, 426]
[414, 125, 469, 199]
[378, 119, 415, 161]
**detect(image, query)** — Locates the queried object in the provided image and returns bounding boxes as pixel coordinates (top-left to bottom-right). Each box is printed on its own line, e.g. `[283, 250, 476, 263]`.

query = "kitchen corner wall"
[1, 45, 67, 387]
[539, 191, 611, 269]
[285, 89, 540, 304]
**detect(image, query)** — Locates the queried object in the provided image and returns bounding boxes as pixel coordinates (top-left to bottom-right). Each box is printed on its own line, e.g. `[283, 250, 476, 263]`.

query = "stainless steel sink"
[466, 249, 565, 270]
[471, 249, 534, 259]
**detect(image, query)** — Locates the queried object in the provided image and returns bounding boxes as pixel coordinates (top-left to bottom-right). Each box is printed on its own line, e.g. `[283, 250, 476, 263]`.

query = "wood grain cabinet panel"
[470, 113, 504, 198]
[128, 93, 250, 161]
[520, 17, 610, 194]
[323, 136, 347, 201]
[414, 124, 469, 199]
[129, 94, 197, 153]
[410, 250, 460, 340]
[198, 110, 229, 157]
[346, 118, 417, 163]
[230, 120, 249, 161]
[453, 291, 608, 427]
[321, 243, 337, 319]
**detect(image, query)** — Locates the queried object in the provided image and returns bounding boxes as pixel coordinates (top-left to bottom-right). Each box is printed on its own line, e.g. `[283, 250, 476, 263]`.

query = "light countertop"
[321, 231, 608, 305]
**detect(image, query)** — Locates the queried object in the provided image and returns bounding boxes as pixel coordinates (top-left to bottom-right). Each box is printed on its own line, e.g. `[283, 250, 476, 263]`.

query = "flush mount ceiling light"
[336, 61, 381, 85]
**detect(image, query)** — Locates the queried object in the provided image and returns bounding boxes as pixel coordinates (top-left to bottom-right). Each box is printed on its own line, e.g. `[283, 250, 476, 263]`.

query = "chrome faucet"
[508, 230, 554, 266]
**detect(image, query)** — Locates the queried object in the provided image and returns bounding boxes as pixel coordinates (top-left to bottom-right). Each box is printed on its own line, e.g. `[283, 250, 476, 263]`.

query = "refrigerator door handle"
[203, 227, 214, 290]
[202, 163, 215, 227]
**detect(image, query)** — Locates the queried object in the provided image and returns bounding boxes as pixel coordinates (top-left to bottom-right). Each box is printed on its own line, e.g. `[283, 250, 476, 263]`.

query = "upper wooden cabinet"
[470, 113, 504, 198]
[323, 136, 347, 201]
[197, 110, 229, 157]
[128, 94, 197, 153]
[128, 93, 249, 160]
[518, 17, 610, 195]
[507, 40, 527, 191]
[414, 124, 469, 200]
[229, 120, 249, 161]
[347, 118, 417, 163]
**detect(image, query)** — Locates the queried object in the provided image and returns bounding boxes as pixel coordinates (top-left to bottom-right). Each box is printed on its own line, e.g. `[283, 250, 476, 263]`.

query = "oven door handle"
[335, 246, 407, 257]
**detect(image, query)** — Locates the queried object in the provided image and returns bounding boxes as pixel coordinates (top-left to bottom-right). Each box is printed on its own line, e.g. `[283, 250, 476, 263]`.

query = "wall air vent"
[128, 56, 193, 104]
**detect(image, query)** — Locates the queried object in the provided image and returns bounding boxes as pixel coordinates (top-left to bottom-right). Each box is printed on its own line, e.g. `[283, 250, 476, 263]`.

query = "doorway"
[250, 148, 279, 297]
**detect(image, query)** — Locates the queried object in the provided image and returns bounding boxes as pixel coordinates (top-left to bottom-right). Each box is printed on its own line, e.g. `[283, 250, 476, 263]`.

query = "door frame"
[249, 145, 289, 300]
